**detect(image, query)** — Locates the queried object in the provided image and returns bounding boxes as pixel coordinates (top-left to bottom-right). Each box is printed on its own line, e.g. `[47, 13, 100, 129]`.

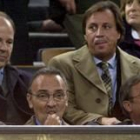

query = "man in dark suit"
[0, 0, 32, 65]
[119, 75, 140, 125]
[26, 67, 68, 125]
[48, 1, 140, 125]
[0, 11, 32, 124]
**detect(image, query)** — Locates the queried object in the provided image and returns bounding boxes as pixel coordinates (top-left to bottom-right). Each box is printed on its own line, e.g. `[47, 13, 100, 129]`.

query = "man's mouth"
[0, 55, 7, 61]
[129, 13, 139, 19]
[47, 111, 56, 115]
[95, 40, 107, 46]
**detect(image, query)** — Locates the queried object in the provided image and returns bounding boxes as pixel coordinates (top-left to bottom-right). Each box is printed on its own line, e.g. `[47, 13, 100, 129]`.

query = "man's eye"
[7, 40, 13, 45]
[38, 94, 48, 98]
[104, 25, 111, 30]
[127, 0, 133, 4]
[89, 25, 97, 31]
[54, 93, 64, 99]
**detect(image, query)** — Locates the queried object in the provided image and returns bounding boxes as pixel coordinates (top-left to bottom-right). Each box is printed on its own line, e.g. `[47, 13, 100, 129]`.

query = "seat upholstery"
[38, 47, 75, 65]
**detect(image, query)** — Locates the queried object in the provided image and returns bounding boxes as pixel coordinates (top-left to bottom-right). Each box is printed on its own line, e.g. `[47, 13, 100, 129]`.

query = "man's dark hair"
[28, 66, 68, 93]
[82, 0, 124, 43]
[119, 75, 140, 117]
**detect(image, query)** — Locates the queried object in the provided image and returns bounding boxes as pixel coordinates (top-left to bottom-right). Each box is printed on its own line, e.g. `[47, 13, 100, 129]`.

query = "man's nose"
[47, 96, 56, 106]
[0, 42, 8, 51]
[96, 28, 104, 36]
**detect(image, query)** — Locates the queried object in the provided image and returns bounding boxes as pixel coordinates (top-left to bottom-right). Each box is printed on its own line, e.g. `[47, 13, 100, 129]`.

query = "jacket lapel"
[119, 48, 140, 85]
[4, 65, 18, 93]
[72, 45, 107, 94]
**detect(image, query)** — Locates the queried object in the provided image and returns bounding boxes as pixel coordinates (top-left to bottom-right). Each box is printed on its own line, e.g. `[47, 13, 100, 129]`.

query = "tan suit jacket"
[25, 116, 68, 125]
[48, 45, 140, 125]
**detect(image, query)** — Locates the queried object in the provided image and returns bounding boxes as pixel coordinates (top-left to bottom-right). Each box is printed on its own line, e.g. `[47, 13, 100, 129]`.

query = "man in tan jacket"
[48, 1, 140, 125]
[26, 67, 68, 125]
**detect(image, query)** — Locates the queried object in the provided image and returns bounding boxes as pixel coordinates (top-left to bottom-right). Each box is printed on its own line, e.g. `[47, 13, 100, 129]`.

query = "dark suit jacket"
[0, 0, 32, 64]
[119, 18, 140, 59]
[117, 119, 133, 125]
[0, 64, 32, 124]
[48, 45, 140, 125]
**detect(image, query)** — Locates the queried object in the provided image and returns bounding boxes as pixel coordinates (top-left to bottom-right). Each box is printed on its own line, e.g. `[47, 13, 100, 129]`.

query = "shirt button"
[96, 98, 101, 103]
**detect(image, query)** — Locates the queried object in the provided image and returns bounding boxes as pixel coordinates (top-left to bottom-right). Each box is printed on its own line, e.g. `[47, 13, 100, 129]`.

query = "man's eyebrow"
[37, 89, 49, 93]
[54, 89, 65, 92]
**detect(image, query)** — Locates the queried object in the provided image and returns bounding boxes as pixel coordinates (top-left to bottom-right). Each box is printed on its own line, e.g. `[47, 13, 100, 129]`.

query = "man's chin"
[94, 52, 110, 60]
[0, 62, 6, 68]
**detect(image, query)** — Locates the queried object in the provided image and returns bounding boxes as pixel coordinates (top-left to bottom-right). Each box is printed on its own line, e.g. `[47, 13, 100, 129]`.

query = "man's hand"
[98, 117, 121, 125]
[58, 0, 76, 14]
[44, 114, 61, 125]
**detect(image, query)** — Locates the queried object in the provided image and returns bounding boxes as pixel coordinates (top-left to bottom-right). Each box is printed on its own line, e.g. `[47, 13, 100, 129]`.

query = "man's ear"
[122, 100, 132, 113]
[65, 95, 68, 107]
[65, 101, 68, 107]
[84, 34, 87, 42]
[117, 32, 121, 40]
[27, 93, 33, 109]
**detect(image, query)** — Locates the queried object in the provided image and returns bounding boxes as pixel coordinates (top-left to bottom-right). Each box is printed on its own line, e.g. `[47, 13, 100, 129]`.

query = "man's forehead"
[31, 74, 65, 89]
[88, 9, 114, 18]
[34, 74, 64, 82]
[0, 17, 11, 26]
[37, 88, 65, 93]
[132, 83, 140, 90]
[0, 17, 14, 33]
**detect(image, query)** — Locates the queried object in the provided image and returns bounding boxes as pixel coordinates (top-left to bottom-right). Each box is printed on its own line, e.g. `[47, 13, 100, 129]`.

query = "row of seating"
[27, 0, 74, 64]
[28, 0, 49, 21]
[29, 32, 74, 62]
[17, 47, 75, 73]
[38, 47, 75, 65]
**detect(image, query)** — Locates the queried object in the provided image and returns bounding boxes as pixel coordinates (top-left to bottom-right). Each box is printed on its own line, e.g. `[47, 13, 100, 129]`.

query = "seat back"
[38, 47, 75, 64]
[16, 65, 43, 74]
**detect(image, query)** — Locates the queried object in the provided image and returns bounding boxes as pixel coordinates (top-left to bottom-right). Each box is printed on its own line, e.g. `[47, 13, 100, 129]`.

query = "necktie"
[99, 62, 113, 115]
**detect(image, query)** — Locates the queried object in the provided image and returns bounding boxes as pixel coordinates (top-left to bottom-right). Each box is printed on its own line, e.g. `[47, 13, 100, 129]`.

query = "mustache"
[46, 110, 57, 114]
[94, 39, 107, 45]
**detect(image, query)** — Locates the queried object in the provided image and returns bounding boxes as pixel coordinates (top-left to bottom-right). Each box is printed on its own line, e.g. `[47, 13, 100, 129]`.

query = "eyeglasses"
[29, 91, 66, 102]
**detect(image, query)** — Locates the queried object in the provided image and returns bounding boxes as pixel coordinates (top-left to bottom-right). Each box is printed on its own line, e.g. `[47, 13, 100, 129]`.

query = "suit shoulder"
[119, 48, 140, 63]
[126, 53, 140, 64]
[53, 50, 75, 60]
[49, 50, 77, 66]
[49, 46, 87, 63]
[6, 65, 32, 84]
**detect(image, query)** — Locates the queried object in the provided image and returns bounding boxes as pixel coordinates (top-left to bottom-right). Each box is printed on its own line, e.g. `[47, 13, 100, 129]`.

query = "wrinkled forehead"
[31, 74, 67, 92]
[125, 0, 140, 4]
[85, 10, 116, 27]
[86, 8, 114, 23]
[0, 17, 14, 33]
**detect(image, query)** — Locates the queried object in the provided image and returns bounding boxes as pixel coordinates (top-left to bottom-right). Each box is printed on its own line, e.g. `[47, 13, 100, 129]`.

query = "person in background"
[26, 67, 68, 125]
[119, 75, 140, 125]
[0, 11, 32, 124]
[0, 0, 32, 64]
[48, 1, 140, 125]
[49, 0, 120, 48]
[119, 0, 140, 58]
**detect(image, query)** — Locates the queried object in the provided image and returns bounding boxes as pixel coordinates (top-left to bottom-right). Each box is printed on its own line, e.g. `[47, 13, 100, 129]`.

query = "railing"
[0, 126, 139, 140]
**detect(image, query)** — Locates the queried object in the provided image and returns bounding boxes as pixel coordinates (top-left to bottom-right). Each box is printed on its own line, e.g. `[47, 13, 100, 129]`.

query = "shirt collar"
[132, 29, 140, 39]
[35, 117, 41, 125]
[0, 68, 4, 85]
[0, 68, 4, 74]
[94, 53, 116, 69]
